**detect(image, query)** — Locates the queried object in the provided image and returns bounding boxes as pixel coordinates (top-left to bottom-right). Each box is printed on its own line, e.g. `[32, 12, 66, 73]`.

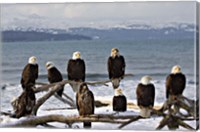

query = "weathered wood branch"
[31, 84, 64, 115]
[156, 115, 170, 130]
[159, 95, 196, 118]
[156, 95, 197, 130]
[118, 115, 142, 129]
[35, 80, 111, 109]
[62, 93, 75, 103]
[177, 118, 196, 130]
[0, 111, 13, 117]
[54, 94, 76, 108]
[35, 79, 111, 93]
[85, 80, 110, 87]
[156, 114, 196, 130]
[36, 81, 77, 108]
[2, 114, 133, 127]
[35, 80, 71, 93]
[89, 114, 139, 120]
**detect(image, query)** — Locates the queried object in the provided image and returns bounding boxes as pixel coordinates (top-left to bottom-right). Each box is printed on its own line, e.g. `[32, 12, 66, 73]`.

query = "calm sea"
[0, 39, 197, 111]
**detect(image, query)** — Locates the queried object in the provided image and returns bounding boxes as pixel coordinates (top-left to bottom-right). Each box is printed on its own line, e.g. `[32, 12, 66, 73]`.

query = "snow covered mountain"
[1, 23, 196, 42]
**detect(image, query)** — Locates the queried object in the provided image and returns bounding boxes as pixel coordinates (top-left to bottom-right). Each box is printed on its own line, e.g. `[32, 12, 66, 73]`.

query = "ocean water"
[0, 39, 197, 112]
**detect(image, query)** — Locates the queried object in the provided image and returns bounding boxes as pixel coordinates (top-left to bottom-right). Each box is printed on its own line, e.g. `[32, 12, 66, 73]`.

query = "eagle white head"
[72, 51, 81, 60]
[28, 56, 37, 64]
[111, 48, 120, 57]
[45, 61, 55, 70]
[141, 76, 152, 85]
[171, 65, 181, 74]
[115, 88, 123, 96]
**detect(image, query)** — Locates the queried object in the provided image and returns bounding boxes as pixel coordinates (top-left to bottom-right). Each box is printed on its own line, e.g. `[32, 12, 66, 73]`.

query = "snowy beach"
[0, 78, 197, 130]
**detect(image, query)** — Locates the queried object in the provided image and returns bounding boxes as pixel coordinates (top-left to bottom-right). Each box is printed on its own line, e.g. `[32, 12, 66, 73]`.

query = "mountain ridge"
[2, 23, 196, 42]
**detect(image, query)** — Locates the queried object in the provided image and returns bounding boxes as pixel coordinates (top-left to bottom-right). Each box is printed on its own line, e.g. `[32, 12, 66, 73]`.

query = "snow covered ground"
[0, 95, 197, 130]
[0, 79, 197, 130]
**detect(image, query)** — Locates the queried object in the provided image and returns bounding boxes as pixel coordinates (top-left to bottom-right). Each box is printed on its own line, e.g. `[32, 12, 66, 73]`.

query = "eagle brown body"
[108, 55, 125, 80]
[46, 62, 64, 97]
[112, 88, 127, 112]
[76, 83, 94, 128]
[21, 63, 38, 90]
[136, 76, 155, 118]
[67, 52, 86, 92]
[15, 57, 37, 118]
[166, 65, 186, 99]
[166, 73, 186, 99]
[108, 48, 126, 89]
[67, 59, 85, 82]
[136, 83, 155, 107]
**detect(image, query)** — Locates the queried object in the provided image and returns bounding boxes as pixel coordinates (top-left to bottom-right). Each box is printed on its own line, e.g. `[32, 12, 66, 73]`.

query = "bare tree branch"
[118, 115, 142, 129]
[31, 84, 64, 115]
[85, 80, 110, 87]
[35, 79, 111, 93]
[177, 118, 196, 130]
[2, 114, 130, 127]
[156, 95, 197, 130]
[54, 94, 76, 108]
[62, 93, 75, 103]
[34, 80, 71, 93]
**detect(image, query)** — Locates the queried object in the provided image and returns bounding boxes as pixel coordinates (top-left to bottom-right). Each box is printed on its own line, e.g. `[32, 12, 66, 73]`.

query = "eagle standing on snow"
[136, 76, 155, 118]
[21, 56, 38, 90]
[166, 65, 186, 99]
[76, 83, 94, 128]
[112, 88, 127, 112]
[107, 48, 126, 89]
[67, 51, 86, 92]
[46, 61, 64, 97]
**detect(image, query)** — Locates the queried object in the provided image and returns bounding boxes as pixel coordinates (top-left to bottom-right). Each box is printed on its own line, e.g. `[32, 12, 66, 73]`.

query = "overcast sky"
[1, 1, 197, 29]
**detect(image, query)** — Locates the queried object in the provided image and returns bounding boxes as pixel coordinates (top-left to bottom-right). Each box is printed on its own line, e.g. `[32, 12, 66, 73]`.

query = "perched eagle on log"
[136, 76, 155, 118]
[76, 83, 94, 128]
[46, 61, 64, 97]
[107, 48, 126, 89]
[166, 65, 186, 99]
[112, 88, 127, 112]
[67, 51, 86, 92]
[20, 56, 38, 90]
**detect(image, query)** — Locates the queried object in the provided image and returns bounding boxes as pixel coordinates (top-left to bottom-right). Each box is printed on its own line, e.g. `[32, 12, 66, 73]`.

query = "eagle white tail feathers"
[69, 82, 82, 92]
[140, 107, 152, 118]
[112, 78, 121, 89]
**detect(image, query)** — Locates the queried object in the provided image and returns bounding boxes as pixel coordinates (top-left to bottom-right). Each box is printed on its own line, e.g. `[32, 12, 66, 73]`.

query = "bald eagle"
[136, 76, 155, 118]
[166, 65, 186, 99]
[67, 51, 86, 92]
[46, 61, 64, 97]
[21, 56, 38, 90]
[108, 48, 125, 89]
[76, 83, 94, 128]
[112, 88, 127, 112]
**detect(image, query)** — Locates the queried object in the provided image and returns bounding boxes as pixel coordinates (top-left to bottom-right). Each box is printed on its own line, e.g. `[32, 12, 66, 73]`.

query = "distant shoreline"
[2, 30, 92, 42]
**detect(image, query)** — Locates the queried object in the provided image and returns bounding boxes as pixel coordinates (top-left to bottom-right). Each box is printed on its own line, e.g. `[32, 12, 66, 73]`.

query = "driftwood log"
[31, 84, 65, 115]
[35, 79, 111, 93]
[2, 114, 140, 128]
[33, 79, 112, 115]
[10, 79, 111, 117]
[3, 78, 198, 130]
[155, 95, 198, 130]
